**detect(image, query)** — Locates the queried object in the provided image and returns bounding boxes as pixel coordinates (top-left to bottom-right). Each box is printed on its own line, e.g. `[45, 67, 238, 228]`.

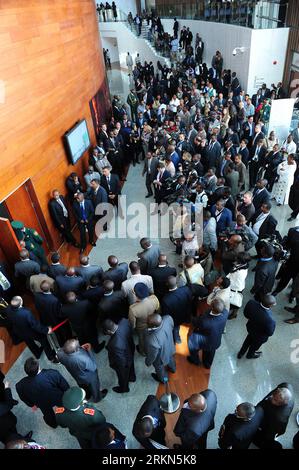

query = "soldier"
[11, 221, 48, 266]
[55, 387, 106, 449]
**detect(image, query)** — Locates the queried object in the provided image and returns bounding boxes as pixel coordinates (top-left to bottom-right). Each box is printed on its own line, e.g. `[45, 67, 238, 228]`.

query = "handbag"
[229, 290, 243, 308]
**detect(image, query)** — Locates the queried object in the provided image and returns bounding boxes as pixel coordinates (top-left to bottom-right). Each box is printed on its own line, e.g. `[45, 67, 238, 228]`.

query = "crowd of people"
[1, 11, 299, 452]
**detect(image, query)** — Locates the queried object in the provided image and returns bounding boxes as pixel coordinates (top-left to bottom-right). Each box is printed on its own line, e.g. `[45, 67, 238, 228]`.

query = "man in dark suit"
[161, 276, 193, 344]
[90, 179, 109, 232]
[174, 390, 217, 449]
[253, 383, 294, 449]
[138, 238, 161, 275]
[239, 139, 250, 167]
[206, 135, 222, 169]
[188, 299, 228, 368]
[251, 124, 265, 148]
[251, 179, 271, 211]
[92, 423, 126, 449]
[6, 296, 55, 361]
[103, 318, 136, 393]
[47, 252, 66, 279]
[56, 267, 85, 298]
[218, 402, 264, 449]
[61, 292, 102, 353]
[242, 117, 255, 145]
[237, 294, 276, 359]
[57, 339, 107, 403]
[14, 249, 40, 281]
[80, 275, 104, 306]
[132, 395, 166, 449]
[153, 163, 171, 205]
[251, 245, 278, 300]
[250, 203, 277, 243]
[75, 256, 103, 284]
[142, 152, 159, 198]
[73, 193, 96, 252]
[211, 199, 233, 235]
[16, 357, 69, 428]
[100, 166, 122, 217]
[49, 190, 78, 247]
[263, 145, 283, 191]
[149, 255, 177, 301]
[98, 280, 128, 323]
[103, 256, 128, 290]
[98, 124, 109, 151]
[34, 280, 71, 346]
[249, 138, 267, 188]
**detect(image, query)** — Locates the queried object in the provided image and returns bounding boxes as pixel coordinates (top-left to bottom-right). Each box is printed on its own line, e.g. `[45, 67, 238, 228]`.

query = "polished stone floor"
[3, 66, 299, 449]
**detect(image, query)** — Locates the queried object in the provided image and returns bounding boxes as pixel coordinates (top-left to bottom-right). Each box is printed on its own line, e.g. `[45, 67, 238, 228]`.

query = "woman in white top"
[227, 253, 251, 319]
[169, 94, 180, 114]
[272, 154, 297, 205]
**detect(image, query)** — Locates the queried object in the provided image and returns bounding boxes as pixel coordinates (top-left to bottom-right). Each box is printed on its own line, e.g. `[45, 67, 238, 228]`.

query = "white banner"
[268, 98, 296, 143]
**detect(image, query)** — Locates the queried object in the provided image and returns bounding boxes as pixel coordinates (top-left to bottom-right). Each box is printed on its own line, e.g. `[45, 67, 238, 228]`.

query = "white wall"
[247, 28, 289, 96]
[102, 36, 120, 64]
[162, 19, 252, 92]
[99, 22, 169, 69]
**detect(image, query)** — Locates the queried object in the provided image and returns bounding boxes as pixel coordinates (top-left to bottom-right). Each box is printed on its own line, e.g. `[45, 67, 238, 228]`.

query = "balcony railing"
[97, 1, 287, 30]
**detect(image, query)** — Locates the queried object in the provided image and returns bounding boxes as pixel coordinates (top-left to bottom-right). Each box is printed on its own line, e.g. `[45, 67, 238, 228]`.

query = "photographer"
[229, 214, 258, 252]
[221, 234, 245, 275]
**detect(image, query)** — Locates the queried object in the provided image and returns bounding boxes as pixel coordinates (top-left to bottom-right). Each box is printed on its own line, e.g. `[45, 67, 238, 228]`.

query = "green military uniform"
[55, 387, 106, 449]
[11, 221, 47, 266]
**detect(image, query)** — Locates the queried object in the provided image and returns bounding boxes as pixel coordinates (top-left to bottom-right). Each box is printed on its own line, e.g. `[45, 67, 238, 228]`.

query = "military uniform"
[55, 387, 106, 449]
[11, 221, 47, 266]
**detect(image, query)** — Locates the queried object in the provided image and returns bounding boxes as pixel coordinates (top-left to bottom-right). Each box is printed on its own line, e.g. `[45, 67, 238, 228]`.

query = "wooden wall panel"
[283, 0, 299, 91]
[0, 0, 109, 249]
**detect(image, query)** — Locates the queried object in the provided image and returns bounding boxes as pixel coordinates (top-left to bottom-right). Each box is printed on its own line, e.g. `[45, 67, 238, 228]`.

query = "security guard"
[55, 387, 106, 449]
[11, 221, 47, 266]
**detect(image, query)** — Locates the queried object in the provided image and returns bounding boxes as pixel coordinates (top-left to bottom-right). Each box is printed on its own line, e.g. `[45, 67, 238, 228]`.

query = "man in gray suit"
[15, 249, 40, 281]
[57, 339, 107, 403]
[144, 313, 176, 383]
[138, 238, 161, 275]
[75, 256, 103, 284]
[142, 152, 159, 198]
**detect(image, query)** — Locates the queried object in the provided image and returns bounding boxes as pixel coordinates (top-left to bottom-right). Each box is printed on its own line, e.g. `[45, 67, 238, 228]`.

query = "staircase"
[124, 21, 172, 68]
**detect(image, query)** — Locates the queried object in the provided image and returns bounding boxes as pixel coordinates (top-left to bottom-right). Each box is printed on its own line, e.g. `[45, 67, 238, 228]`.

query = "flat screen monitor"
[64, 119, 91, 165]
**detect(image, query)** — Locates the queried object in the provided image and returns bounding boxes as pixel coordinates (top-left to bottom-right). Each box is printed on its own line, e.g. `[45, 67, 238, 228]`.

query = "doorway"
[0, 179, 52, 263]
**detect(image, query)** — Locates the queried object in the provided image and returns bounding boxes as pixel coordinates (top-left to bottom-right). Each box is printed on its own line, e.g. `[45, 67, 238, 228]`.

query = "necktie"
[57, 198, 68, 218]
[80, 202, 87, 221]
[107, 177, 111, 190]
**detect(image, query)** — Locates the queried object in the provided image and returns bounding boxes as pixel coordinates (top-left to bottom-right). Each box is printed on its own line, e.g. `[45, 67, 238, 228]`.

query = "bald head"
[167, 276, 177, 290]
[147, 313, 162, 328]
[261, 294, 276, 309]
[108, 256, 118, 268]
[236, 402, 256, 420]
[158, 254, 167, 266]
[229, 234, 243, 247]
[211, 299, 224, 314]
[66, 267, 76, 277]
[103, 280, 114, 293]
[20, 249, 29, 261]
[11, 296, 23, 309]
[65, 291, 76, 304]
[188, 393, 207, 413]
[40, 281, 51, 293]
[271, 386, 293, 406]
[80, 256, 89, 266]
